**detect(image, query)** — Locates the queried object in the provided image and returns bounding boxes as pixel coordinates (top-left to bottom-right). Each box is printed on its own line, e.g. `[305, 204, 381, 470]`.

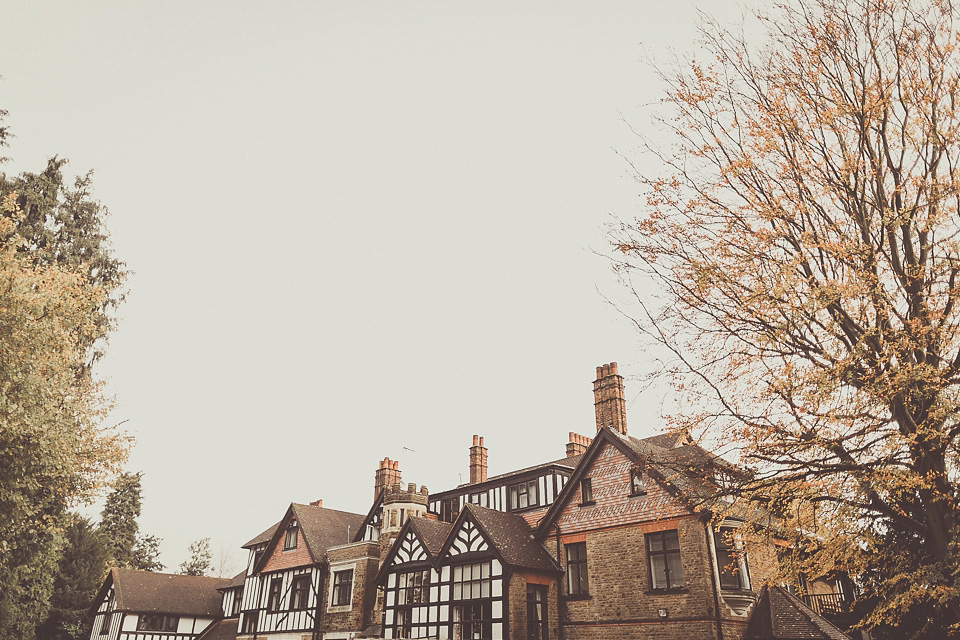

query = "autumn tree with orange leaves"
[613, 0, 960, 636]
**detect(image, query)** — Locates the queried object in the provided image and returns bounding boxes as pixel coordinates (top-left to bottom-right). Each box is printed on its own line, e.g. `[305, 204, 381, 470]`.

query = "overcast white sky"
[2, 1, 748, 573]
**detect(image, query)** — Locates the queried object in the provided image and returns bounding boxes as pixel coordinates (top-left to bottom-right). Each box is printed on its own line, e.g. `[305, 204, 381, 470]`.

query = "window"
[397, 569, 430, 606]
[440, 497, 460, 523]
[630, 469, 647, 496]
[565, 542, 588, 595]
[99, 613, 111, 635]
[715, 528, 750, 590]
[453, 601, 492, 640]
[526, 585, 548, 640]
[253, 545, 266, 568]
[508, 479, 539, 511]
[394, 569, 431, 638]
[291, 574, 311, 610]
[468, 492, 488, 507]
[332, 569, 354, 606]
[267, 577, 284, 611]
[580, 478, 594, 504]
[241, 611, 258, 634]
[232, 587, 243, 614]
[284, 519, 299, 550]
[647, 530, 684, 589]
[453, 562, 491, 600]
[137, 614, 179, 631]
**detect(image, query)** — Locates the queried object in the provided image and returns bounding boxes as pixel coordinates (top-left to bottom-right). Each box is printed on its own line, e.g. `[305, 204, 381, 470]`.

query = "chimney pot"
[310, 499, 323, 507]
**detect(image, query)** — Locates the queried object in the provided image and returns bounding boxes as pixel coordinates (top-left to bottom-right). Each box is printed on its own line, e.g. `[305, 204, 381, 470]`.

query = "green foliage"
[36, 515, 109, 640]
[0, 109, 128, 639]
[98, 472, 142, 568]
[178, 538, 212, 577]
[132, 534, 164, 572]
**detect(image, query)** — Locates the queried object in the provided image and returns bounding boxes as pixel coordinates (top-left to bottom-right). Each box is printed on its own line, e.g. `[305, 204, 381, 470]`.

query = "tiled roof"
[108, 568, 229, 616]
[482, 453, 584, 483]
[465, 504, 560, 573]
[220, 570, 246, 590]
[408, 517, 454, 556]
[242, 521, 279, 548]
[195, 617, 238, 640]
[745, 585, 851, 639]
[290, 503, 367, 562]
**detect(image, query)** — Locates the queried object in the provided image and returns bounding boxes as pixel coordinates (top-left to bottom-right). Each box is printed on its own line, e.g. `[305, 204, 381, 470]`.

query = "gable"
[261, 523, 312, 572]
[548, 440, 693, 536]
[393, 528, 430, 564]
[446, 516, 491, 556]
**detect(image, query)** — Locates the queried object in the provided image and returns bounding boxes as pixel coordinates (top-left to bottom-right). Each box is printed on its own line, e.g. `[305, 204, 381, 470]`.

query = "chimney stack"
[374, 457, 402, 500]
[594, 362, 628, 435]
[310, 499, 323, 508]
[566, 432, 593, 457]
[469, 435, 488, 484]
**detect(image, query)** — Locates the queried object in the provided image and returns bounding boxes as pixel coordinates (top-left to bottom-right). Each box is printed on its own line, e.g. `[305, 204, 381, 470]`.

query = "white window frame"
[327, 561, 357, 612]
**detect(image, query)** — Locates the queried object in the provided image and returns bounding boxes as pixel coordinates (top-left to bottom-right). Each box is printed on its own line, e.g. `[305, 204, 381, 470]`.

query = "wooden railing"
[802, 592, 851, 616]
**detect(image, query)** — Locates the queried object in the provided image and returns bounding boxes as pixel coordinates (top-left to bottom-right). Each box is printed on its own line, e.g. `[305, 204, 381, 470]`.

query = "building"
[88, 568, 230, 640]
[89, 362, 855, 640]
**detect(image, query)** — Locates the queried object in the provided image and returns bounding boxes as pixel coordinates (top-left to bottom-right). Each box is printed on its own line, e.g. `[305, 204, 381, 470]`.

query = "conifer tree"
[98, 472, 142, 568]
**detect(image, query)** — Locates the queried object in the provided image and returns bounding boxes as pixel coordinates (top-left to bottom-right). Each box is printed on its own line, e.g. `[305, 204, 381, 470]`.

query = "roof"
[242, 521, 279, 548]
[745, 585, 851, 640]
[292, 503, 366, 560]
[195, 618, 237, 640]
[219, 570, 246, 590]
[252, 503, 367, 572]
[407, 517, 454, 556]
[93, 568, 229, 616]
[433, 454, 583, 499]
[464, 504, 560, 572]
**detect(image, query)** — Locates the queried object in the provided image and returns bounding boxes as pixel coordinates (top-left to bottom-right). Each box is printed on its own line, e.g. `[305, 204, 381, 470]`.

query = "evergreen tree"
[131, 535, 164, 572]
[36, 515, 109, 640]
[178, 538, 212, 577]
[98, 473, 142, 569]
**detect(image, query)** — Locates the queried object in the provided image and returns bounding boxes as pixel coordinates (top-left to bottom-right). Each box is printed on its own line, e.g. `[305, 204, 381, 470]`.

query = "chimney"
[594, 362, 628, 435]
[469, 435, 488, 484]
[310, 499, 323, 508]
[566, 432, 593, 457]
[374, 457, 402, 500]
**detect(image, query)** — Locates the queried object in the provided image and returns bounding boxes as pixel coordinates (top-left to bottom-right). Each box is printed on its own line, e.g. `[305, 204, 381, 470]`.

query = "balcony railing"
[802, 592, 851, 617]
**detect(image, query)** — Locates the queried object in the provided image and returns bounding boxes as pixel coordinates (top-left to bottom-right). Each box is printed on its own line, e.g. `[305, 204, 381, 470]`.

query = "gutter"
[704, 522, 724, 640]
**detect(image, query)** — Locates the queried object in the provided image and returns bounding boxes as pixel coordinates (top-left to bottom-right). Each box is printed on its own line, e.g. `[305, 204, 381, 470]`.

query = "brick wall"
[507, 571, 561, 640]
[261, 527, 312, 573]
[321, 541, 381, 634]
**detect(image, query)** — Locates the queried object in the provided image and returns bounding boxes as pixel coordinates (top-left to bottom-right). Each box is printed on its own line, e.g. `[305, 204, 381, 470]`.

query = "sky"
[1, 1, 748, 573]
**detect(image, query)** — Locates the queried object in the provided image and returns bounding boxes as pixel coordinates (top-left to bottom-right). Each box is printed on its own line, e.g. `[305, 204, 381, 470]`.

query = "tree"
[0, 190, 127, 638]
[98, 472, 143, 568]
[612, 0, 960, 635]
[178, 538, 212, 577]
[36, 515, 109, 640]
[132, 535, 165, 573]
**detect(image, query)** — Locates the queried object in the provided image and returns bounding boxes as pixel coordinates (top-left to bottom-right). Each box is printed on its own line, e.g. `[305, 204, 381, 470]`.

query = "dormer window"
[630, 469, 647, 497]
[284, 519, 299, 550]
[508, 479, 539, 511]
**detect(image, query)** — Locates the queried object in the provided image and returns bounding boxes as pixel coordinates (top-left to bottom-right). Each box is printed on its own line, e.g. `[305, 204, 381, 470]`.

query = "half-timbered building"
[378, 503, 560, 640]
[88, 568, 230, 640]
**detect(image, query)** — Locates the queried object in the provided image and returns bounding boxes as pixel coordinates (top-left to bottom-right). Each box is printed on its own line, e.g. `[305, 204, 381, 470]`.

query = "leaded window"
[453, 601, 492, 640]
[137, 614, 179, 632]
[284, 519, 299, 550]
[453, 562, 491, 600]
[647, 530, 684, 589]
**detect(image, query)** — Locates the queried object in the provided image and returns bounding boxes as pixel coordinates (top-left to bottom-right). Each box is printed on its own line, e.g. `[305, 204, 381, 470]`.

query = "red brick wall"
[554, 443, 690, 535]
[261, 527, 312, 572]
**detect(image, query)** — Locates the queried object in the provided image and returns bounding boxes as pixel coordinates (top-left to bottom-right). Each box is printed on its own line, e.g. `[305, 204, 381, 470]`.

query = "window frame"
[580, 478, 595, 505]
[508, 478, 539, 511]
[331, 568, 354, 607]
[267, 576, 284, 612]
[565, 542, 589, 596]
[291, 574, 311, 610]
[647, 530, 684, 590]
[136, 613, 179, 632]
[284, 519, 299, 550]
[241, 611, 259, 634]
[714, 527, 751, 591]
[630, 469, 647, 496]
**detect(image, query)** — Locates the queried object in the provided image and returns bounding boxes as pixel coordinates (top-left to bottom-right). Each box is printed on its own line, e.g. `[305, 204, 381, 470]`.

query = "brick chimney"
[374, 457, 402, 500]
[594, 362, 628, 435]
[566, 432, 593, 457]
[310, 499, 323, 508]
[469, 435, 488, 484]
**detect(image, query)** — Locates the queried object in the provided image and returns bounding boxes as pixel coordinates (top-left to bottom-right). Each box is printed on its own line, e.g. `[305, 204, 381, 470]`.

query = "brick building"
[89, 362, 854, 640]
